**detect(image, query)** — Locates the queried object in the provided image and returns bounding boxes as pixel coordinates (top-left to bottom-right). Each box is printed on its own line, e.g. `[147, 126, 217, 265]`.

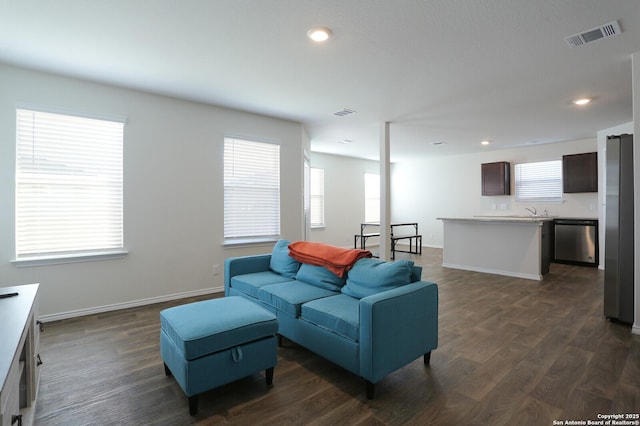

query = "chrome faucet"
[525, 207, 537, 217]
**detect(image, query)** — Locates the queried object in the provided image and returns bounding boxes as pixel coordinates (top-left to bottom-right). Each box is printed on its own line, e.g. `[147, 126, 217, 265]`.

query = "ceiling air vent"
[564, 20, 621, 48]
[332, 108, 356, 117]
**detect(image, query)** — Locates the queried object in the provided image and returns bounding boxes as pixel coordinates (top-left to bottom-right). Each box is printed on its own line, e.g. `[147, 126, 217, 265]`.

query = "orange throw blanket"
[288, 241, 372, 278]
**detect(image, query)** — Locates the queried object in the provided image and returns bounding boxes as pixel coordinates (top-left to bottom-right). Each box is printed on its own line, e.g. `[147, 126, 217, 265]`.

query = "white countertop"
[438, 216, 555, 223]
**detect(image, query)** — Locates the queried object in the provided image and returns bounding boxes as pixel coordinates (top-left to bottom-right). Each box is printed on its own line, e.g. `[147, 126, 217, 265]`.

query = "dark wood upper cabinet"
[563, 152, 597, 193]
[481, 161, 510, 196]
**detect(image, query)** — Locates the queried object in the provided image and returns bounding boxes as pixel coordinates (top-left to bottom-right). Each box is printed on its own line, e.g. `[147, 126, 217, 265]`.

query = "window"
[514, 160, 563, 203]
[364, 173, 380, 223]
[224, 137, 280, 244]
[15, 108, 125, 260]
[310, 168, 325, 227]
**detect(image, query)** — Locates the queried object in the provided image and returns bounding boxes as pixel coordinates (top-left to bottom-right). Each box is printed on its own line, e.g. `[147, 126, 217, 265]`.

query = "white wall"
[391, 138, 599, 249]
[0, 64, 306, 319]
[312, 139, 601, 254]
[309, 152, 379, 247]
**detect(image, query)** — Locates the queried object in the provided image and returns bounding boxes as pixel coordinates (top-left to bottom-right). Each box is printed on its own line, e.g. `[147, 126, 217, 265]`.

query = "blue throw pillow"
[269, 240, 300, 278]
[342, 258, 414, 299]
[410, 265, 423, 282]
[295, 263, 346, 291]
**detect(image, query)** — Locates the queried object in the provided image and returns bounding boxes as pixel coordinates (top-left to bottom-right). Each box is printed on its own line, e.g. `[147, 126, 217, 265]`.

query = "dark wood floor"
[34, 248, 639, 425]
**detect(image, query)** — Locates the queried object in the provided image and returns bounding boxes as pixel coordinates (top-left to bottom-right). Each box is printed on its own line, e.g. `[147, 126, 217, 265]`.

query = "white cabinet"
[0, 284, 40, 426]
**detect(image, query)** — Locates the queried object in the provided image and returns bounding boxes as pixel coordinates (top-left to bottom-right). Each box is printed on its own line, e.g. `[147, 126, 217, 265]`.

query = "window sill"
[514, 199, 564, 204]
[12, 250, 129, 267]
[223, 238, 279, 249]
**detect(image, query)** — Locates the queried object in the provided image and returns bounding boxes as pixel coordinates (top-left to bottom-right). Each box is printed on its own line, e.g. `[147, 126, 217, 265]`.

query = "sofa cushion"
[257, 281, 337, 317]
[269, 239, 300, 278]
[342, 258, 415, 299]
[301, 294, 360, 342]
[231, 271, 295, 298]
[295, 263, 346, 291]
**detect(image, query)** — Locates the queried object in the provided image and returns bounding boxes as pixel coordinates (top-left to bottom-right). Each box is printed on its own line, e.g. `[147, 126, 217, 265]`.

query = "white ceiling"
[1, 1, 638, 161]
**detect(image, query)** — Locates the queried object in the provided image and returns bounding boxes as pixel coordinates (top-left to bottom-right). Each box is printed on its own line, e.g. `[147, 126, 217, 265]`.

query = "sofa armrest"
[358, 281, 438, 383]
[223, 254, 272, 296]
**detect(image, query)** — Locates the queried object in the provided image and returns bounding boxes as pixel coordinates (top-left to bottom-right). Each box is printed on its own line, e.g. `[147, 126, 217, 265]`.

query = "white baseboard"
[420, 243, 443, 249]
[441, 262, 542, 281]
[39, 286, 224, 323]
[632, 324, 640, 335]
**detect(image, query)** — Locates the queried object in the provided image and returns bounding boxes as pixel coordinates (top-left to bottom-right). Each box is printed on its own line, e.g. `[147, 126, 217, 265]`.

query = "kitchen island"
[437, 216, 554, 281]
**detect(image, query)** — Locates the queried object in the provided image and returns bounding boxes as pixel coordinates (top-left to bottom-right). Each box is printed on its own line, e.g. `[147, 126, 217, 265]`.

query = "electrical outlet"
[212, 264, 220, 275]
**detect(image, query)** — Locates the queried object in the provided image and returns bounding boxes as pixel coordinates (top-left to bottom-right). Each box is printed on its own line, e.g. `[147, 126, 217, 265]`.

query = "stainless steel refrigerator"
[604, 134, 634, 324]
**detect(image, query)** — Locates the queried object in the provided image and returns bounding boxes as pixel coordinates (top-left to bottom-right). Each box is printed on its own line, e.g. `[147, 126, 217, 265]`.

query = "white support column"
[632, 52, 640, 335]
[379, 122, 391, 261]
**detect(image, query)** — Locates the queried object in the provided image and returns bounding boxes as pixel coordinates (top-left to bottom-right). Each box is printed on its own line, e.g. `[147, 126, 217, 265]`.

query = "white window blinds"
[364, 173, 380, 223]
[15, 108, 124, 258]
[310, 168, 325, 227]
[514, 160, 563, 203]
[224, 137, 280, 244]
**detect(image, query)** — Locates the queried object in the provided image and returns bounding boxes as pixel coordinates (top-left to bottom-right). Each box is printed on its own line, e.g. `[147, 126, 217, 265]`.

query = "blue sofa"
[223, 241, 438, 398]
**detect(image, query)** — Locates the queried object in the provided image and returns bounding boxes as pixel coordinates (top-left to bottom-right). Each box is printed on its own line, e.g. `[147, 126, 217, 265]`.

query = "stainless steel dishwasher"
[553, 219, 598, 266]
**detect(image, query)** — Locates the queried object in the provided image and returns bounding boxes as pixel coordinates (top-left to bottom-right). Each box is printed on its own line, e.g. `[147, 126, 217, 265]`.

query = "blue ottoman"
[160, 296, 278, 415]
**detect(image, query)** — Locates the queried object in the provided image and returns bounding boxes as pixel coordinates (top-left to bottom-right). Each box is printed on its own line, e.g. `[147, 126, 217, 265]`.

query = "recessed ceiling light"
[307, 27, 332, 42]
[481, 140, 491, 146]
[573, 98, 591, 105]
